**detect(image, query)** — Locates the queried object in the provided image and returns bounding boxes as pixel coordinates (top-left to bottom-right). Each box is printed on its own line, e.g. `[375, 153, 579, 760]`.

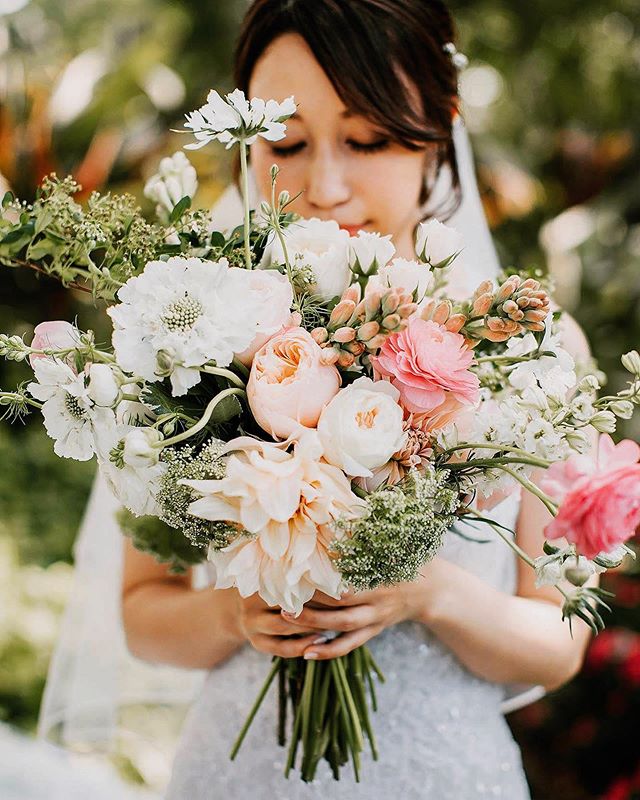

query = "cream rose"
[262, 218, 350, 302]
[372, 257, 434, 302]
[415, 219, 464, 268]
[348, 230, 395, 276]
[247, 327, 341, 440]
[235, 269, 295, 367]
[317, 376, 407, 477]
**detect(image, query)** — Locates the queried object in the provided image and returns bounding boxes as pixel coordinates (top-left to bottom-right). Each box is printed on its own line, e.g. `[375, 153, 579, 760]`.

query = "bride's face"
[248, 33, 430, 258]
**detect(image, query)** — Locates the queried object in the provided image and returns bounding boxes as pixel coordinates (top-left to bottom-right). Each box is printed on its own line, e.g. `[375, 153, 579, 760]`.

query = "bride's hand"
[235, 592, 329, 659]
[281, 575, 432, 661]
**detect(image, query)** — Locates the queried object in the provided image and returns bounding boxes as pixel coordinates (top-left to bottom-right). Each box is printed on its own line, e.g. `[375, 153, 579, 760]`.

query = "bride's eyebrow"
[289, 109, 358, 121]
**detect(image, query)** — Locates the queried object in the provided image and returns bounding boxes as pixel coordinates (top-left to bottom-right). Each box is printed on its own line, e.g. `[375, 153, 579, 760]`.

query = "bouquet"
[2, 87, 640, 782]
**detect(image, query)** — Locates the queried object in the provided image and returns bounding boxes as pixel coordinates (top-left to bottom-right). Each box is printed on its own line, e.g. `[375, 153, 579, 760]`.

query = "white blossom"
[415, 219, 464, 268]
[108, 256, 265, 396]
[27, 359, 116, 461]
[372, 257, 434, 302]
[262, 218, 351, 302]
[87, 363, 120, 407]
[122, 427, 163, 468]
[348, 231, 395, 276]
[144, 151, 198, 219]
[183, 89, 296, 150]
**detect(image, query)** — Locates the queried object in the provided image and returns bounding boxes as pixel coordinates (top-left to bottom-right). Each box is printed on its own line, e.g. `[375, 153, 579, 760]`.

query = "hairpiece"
[443, 42, 469, 71]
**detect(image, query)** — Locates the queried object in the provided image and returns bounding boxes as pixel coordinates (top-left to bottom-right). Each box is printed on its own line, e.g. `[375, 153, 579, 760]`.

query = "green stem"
[232, 357, 250, 379]
[474, 351, 555, 365]
[201, 365, 246, 389]
[447, 455, 551, 471]
[443, 442, 552, 467]
[0, 392, 42, 410]
[159, 387, 246, 448]
[270, 176, 293, 282]
[239, 139, 252, 270]
[486, 464, 559, 516]
[463, 508, 536, 567]
[230, 656, 281, 760]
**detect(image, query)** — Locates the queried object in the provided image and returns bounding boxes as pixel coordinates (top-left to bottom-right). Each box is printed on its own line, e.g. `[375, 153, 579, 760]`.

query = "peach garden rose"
[247, 326, 341, 440]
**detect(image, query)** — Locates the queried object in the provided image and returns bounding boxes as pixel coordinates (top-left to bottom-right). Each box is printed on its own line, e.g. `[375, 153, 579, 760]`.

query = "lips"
[338, 223, 368, 236]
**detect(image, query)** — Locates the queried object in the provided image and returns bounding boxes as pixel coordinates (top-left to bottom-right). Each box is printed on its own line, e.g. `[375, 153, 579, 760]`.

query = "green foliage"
[117, 508, 205, 574]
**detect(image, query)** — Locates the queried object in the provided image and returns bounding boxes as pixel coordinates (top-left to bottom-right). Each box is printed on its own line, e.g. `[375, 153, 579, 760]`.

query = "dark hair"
[234, 0, 462, 220]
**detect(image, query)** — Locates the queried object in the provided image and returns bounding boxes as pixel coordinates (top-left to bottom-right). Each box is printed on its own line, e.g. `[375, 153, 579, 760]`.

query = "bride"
[42, 0, 596, 797]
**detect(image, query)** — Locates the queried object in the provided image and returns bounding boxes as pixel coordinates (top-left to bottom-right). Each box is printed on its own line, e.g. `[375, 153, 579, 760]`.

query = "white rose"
[144, 151, 198, 219]
[122, 427, 163, 468]
[318, 376, 406, 477]
[87, 363, 121, 407]
[263, 218, 350, 302]
[348, 231, 395, 276]
[374, 257, 434, 301]
[415, 219, 464, 268]
[235, 270, 294, 367]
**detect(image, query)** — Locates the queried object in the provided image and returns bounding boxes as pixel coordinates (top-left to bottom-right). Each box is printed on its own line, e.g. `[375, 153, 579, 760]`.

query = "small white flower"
[144, 151, 198, 219]
[122, 427, 163, 468]
[348, 230, 395, 276]
[27, 359, 116, 461]
[534, 555, 563, 588]
[522, 418, 563, 459]
[373, 257, 434, 302]
[183, 88, 296, 150]
[506, 332, 576, 398]
[262, 218, 351, 302]
[108, 256, 266, 396]
[317, 377, 407, 477]
[415, 219, 464, 268]
[87, 363, 121, 407]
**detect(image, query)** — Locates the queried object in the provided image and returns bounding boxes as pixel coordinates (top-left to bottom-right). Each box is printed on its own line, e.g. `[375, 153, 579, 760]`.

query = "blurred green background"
[0, 0, 638, 797]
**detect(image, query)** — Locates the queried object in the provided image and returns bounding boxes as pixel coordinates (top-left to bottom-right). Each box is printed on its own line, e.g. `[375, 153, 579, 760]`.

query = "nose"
[305, 146, 351, 211]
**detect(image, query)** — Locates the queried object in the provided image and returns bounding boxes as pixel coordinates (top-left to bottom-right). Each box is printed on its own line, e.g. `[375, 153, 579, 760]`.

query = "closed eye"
[270, 138, 391, 158]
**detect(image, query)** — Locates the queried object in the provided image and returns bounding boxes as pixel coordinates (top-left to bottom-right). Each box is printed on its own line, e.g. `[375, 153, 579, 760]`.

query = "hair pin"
[443, 42, 469, 71]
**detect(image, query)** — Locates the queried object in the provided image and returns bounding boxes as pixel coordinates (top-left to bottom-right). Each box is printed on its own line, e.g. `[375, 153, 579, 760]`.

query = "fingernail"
[312, 635, 328, 645]
[281, 610, 295, 618]
[303, 652, 318, 660]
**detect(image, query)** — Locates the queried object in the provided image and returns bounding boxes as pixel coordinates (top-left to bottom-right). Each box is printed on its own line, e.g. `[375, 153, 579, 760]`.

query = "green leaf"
[210, 392, 243, 424]
[34, 210, 54, 237]
[1, 226, 32, 245]
[169, 195, 192, 224]
[209, 230, 226, 249]
[1, 191, 14, 209]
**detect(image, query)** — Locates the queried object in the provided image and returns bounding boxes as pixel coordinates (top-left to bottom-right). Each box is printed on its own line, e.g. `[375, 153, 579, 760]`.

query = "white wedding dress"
[166, 493, 531, 799]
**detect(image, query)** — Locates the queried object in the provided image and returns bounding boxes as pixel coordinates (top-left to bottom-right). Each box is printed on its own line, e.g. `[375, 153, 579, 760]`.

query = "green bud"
[565, 429, 590, 453]
[563, 566, 592, 587]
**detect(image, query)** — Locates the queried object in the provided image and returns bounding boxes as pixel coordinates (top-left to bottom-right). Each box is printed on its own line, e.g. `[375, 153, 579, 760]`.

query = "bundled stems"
[232, 646, 384, 782]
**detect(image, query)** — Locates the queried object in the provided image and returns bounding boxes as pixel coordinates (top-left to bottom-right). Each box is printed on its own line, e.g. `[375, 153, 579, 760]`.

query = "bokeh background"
[0, 0, 639, 797]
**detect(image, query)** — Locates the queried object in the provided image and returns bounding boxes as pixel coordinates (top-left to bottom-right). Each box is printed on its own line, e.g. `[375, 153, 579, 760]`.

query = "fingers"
[302, 626, 380, 660]
[251, 632, 325, 659]
[282, 603, 376, 632]
[260, 609, 325, 636]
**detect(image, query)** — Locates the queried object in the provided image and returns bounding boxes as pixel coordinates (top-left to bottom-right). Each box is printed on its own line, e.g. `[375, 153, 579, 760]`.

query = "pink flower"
[370, 318, 479, 426]
[247, 327, 341, 440]
[30, 321, 80, 371]
[540, 434, 640, 558]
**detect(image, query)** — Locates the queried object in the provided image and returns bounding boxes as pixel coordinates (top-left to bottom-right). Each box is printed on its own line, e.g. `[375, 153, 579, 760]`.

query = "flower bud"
[330, 300, 356, 327]
[156, 349, 176, 378]
[590, 410, 617, 433]
[577, 375, 600, 393]
[610, 400, 634, 419]
[356, 321, 381, 342]
[310, 327, 329, 345]
[622, 350, 640, 376]
[337, 350, 355, 368]
[565, 429, 590, 453]
[381, 313, 401, 331]
[87, 364, 120, 407]
[122, 427, 163, 468]
[332, 326, 357, 344]
[563, 565, 592, 587]
[278, 190, 290, 207]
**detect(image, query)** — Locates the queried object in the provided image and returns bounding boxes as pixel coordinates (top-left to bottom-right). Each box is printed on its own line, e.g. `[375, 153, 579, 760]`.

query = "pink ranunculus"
[370, 317, 479, 427]
[29, 321, 81, 371]
[247, 327, 341, 440]
[540, 434, 640, 558]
